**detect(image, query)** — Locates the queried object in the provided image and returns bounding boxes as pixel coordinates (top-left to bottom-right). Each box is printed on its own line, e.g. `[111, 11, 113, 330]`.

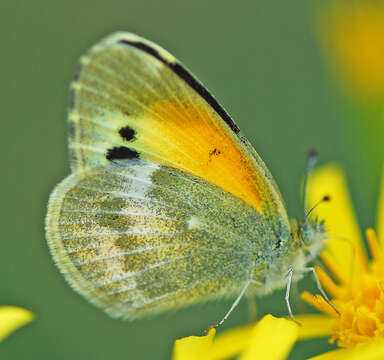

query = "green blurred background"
[1, 0, 382, 359]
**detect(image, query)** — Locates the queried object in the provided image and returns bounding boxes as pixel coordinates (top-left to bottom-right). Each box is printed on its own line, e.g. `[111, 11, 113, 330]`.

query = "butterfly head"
[294, 194, 330, 258]
[299, 217, 326, 248]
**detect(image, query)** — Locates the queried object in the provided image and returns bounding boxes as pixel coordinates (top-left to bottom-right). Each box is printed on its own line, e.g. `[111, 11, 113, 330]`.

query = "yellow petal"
[239, 314, 299, 360]
[308, 164, 364, 282]
[307, 341, 384, 360]
[208, 324, 253, 360]
[172, 328, 216, 360]
[301, 291, 338, 318]
[295, 314, 333, 340]
[0, 306, 34, 341]
[377, 167, 384, 248]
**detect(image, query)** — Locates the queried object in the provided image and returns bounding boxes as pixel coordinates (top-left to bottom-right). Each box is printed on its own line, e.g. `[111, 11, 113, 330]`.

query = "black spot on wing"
[72, 62, 82, 82]
[119, 126, 136, 141]
[68, 121, 76, 139]
[69, 63, 83, 109]
[117, 39, 240, 135]
[207, 148, 222, 164]
[69, 89, 75, 109]
[106, 146, 139, 160]
[69, 148, 78, 163]
[209, 148, 221, 157]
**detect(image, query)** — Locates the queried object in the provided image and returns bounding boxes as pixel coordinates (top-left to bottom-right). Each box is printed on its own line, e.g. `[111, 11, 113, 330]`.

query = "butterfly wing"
[68, 32, 288, 223]
[47, 33, 293, 317]
[46, 160, 276, 318]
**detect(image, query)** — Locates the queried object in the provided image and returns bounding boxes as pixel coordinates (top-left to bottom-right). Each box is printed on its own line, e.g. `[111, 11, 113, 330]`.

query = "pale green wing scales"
[46, 160, 279, 319]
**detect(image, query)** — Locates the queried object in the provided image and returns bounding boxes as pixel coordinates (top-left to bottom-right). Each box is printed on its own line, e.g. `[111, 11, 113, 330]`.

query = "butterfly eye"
[300, 223, 315, 245]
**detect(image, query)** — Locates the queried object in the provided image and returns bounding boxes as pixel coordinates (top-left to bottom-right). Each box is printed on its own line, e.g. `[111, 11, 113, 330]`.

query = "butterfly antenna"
[303, 148, 318, 217]
[305, 195, 331, 221]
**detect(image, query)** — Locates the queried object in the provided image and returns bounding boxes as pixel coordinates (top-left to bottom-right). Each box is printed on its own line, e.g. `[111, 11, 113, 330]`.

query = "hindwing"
[46, 160, 279, 318]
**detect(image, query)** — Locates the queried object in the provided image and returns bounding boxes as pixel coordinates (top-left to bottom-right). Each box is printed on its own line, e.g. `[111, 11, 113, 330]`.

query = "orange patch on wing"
[133, 101, 265, 212]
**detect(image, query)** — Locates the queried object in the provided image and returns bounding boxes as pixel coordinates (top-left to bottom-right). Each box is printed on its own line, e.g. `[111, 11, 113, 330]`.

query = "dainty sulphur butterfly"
[46, 32, 327, 324]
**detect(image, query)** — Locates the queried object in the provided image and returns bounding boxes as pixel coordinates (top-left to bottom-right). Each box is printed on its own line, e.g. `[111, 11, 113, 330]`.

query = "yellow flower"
[172, 314, 300, 360]
[172, 164, 384, 359]
[0, 306, 34, 341]
[318, 0, 384, 100]
[300, 164, 384, 358]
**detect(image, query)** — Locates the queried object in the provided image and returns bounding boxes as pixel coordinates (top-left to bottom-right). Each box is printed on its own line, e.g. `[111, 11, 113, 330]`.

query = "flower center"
[302, 229, 384, 348]
[331, 270, 384, 347]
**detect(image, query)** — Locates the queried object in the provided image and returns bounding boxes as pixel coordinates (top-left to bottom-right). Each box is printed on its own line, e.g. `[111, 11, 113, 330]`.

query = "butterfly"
[45, 32, 328, 324]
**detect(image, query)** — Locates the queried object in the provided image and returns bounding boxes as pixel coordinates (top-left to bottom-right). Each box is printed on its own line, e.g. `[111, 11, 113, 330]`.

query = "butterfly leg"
[209, 279, 252, 330]
[285, 267, 295, 320]
[303, 267, 339, 315]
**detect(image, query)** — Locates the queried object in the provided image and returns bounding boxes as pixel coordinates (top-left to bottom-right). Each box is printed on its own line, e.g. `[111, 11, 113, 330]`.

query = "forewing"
[46, 160, 277, 319]
[69, 32, 288, 226]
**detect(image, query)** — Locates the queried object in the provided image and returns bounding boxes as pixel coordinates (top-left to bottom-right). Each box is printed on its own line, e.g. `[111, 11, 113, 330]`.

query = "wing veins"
[62, 228, 179, 242]
[127, 257, 251, 307]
